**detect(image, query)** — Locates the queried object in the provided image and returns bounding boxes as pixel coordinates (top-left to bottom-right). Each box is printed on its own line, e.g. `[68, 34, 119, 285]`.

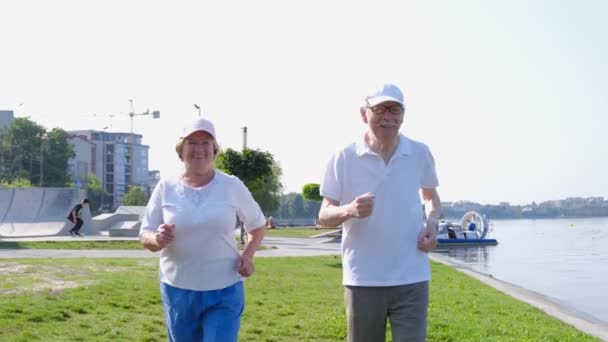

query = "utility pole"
[39, 133, 46, 187]
[241, 126, 248, 151]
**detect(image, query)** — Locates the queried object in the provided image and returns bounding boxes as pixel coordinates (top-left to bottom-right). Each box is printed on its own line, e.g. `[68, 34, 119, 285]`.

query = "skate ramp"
[0, 189, 14, 223]
[115, 206, 146, 218]
[0, 188, 89, 238]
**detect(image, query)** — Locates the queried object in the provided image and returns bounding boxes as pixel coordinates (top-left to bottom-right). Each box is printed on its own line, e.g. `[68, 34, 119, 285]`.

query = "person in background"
[67, 198, 89, 237]
[318, 83, 441, 342]
[139, 117, 266, 342]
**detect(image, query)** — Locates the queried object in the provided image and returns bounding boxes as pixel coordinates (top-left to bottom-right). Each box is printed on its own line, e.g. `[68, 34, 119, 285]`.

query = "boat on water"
[436, 211, 498, 247]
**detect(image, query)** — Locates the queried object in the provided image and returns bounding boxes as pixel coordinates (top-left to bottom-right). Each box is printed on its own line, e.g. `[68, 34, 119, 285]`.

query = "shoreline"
[430, 253, 608, 341]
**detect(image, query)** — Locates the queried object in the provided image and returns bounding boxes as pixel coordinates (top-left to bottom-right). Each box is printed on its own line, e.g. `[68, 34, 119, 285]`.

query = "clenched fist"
[348, 192, 375, 218]
[155, 223, 175, 249]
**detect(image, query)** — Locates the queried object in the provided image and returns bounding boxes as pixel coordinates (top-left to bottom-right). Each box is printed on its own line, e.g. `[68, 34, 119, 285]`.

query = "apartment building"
[68, 130, 152, 209]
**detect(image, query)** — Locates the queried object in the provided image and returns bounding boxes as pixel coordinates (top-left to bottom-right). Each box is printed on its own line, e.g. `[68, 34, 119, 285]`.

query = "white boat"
[436, 211, 498, 247]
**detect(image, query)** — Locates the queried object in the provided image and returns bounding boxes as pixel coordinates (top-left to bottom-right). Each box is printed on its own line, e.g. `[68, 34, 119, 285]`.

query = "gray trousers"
[344, 281, 429, 342]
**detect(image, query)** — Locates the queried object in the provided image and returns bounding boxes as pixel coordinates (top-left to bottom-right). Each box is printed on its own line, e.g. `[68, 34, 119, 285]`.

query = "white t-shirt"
[140, 170, 266, 291]
[321, 134, 439, 286]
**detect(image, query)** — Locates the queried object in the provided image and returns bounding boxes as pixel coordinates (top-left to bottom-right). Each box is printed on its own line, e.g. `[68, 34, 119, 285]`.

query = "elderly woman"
[139, 117, 266, 342]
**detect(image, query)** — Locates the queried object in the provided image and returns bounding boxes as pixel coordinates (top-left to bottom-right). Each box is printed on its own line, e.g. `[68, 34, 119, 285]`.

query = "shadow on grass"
[326, 262, 342, 269]
[0, 242, 27, 249]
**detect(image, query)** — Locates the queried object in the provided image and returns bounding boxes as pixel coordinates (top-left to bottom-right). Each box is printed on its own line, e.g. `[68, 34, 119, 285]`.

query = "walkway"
[0, 236, 340, 259]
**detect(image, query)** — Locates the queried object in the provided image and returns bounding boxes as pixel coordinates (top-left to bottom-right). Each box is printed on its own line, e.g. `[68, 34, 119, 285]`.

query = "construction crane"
[128, 99, 160, 187]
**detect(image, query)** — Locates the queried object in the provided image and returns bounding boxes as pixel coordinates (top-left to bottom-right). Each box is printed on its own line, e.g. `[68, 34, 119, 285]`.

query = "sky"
[1, 0, 607, 205]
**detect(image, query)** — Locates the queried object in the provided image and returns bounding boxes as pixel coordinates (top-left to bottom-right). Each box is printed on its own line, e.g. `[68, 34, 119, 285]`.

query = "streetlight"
[194, 104, 201, 117]
[128, 99, 160, 187]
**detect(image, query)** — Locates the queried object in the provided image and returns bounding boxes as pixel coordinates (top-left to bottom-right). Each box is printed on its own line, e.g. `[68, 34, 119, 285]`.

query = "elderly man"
[318, 83, 441, 342]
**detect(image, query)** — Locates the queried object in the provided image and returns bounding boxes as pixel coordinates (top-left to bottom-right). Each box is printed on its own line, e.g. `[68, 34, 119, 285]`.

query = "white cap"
[181, 118, 217, 140]
[365, 83, 405, 107]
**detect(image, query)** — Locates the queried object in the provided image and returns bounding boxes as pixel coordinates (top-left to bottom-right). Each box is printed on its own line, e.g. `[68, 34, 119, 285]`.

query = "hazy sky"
[2, 1, 607, 205]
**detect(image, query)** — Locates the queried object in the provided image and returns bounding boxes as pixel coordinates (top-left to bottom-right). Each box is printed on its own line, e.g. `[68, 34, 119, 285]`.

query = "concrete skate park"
[0, 188, 142, 238]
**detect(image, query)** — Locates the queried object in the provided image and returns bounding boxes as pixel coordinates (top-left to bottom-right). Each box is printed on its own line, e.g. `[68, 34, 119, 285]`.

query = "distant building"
[147, 170, 160, 193]
[67, 135, 94, 188]
[68, 130, 151, 209]
[0, 110, 14, 131]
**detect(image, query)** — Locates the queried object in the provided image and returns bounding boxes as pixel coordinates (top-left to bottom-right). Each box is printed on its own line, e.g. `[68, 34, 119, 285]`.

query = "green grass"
[0, 240, 144, 250]
[264, 227, 337, 238]
[0, 257, 599, 341]
[0, 240, 272, 250]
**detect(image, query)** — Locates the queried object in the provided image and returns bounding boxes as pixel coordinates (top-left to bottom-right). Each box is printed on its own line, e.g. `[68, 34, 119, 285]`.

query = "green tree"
[84, 173, 106, 214]
[42, 128, 75, 187]
[121, 186, 150, 206]
[0, 118, 74, 187]
[215, 148, 283, 214]
[0, 118, 45, 184]
[302, 183, 322, 202]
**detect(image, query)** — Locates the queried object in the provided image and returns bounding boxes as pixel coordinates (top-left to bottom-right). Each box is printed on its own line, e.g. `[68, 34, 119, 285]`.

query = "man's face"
[361, 101, 404, 140]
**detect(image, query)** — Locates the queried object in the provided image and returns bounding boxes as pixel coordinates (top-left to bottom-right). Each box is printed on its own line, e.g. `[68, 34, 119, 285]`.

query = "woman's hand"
[154, 223, 175, 249]
[238, 254, 255, 277]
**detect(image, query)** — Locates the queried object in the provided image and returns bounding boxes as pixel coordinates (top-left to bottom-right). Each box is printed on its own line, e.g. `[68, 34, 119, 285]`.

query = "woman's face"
[182, 131, 215, 172]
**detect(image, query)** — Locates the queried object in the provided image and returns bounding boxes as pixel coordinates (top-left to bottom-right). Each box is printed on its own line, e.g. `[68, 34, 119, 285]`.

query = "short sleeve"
[421, 145, 439, 188]
[233, 179, 266, 232]
[320, 151, 343, 203]
[139, 181, 164, 237]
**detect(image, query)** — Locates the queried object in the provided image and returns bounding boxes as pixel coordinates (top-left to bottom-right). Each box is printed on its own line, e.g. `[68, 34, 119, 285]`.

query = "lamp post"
[194, 104, 201, 117]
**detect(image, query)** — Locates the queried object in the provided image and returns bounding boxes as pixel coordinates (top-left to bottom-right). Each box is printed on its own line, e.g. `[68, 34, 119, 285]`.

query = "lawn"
[0, 240, 273, 250]
[0, 257, 599, 341]
[0, 240, 144, 250]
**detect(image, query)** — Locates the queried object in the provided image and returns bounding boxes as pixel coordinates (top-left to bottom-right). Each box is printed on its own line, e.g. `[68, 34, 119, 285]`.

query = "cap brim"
[366, 95, 404, 107]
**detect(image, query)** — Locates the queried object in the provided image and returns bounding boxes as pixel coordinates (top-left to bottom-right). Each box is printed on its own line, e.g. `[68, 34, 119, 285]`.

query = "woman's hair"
[175, 136, 221, 161]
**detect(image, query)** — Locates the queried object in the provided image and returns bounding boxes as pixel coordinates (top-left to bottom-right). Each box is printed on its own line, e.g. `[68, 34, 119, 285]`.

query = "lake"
[435, 217, 608, 325]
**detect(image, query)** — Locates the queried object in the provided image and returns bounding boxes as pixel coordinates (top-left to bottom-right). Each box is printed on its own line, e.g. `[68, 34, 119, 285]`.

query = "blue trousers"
[160, 281, 244, 342]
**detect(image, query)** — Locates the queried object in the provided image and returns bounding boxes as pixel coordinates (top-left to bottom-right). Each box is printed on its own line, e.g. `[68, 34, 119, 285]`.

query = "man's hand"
[417, 219, 438, 252]
[238, 254, 255, 277]
[348, 193, 375, 218]
[155, 223, 175, 249]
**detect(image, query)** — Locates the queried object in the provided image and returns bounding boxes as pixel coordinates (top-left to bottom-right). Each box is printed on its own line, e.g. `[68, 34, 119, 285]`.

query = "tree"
[0, 118, 45, 184]
[84, 173, 106, 214]
[302, 183, 322, 202]
[0, 118, 74, 187]
[215, 148, 283, 215]
[42, 128, 75, 187]
[121, 186, 150, 206]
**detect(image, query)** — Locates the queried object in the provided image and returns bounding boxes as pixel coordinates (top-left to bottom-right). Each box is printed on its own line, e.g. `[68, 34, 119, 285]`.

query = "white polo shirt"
[140, 170, 266, 291]
[321, 134, 439, 286]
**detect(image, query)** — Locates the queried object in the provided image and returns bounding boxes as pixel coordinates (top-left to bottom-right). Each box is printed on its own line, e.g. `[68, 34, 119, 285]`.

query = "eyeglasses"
[368, 104, 404, 115]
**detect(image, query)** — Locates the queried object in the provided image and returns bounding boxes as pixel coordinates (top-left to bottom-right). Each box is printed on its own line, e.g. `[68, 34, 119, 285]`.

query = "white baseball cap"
[365, 83, 405, 107]
[181, 118, 217, 140]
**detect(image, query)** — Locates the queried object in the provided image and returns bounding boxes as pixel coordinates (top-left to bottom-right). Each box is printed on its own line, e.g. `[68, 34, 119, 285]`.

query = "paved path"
[0, 236, 340, 259]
